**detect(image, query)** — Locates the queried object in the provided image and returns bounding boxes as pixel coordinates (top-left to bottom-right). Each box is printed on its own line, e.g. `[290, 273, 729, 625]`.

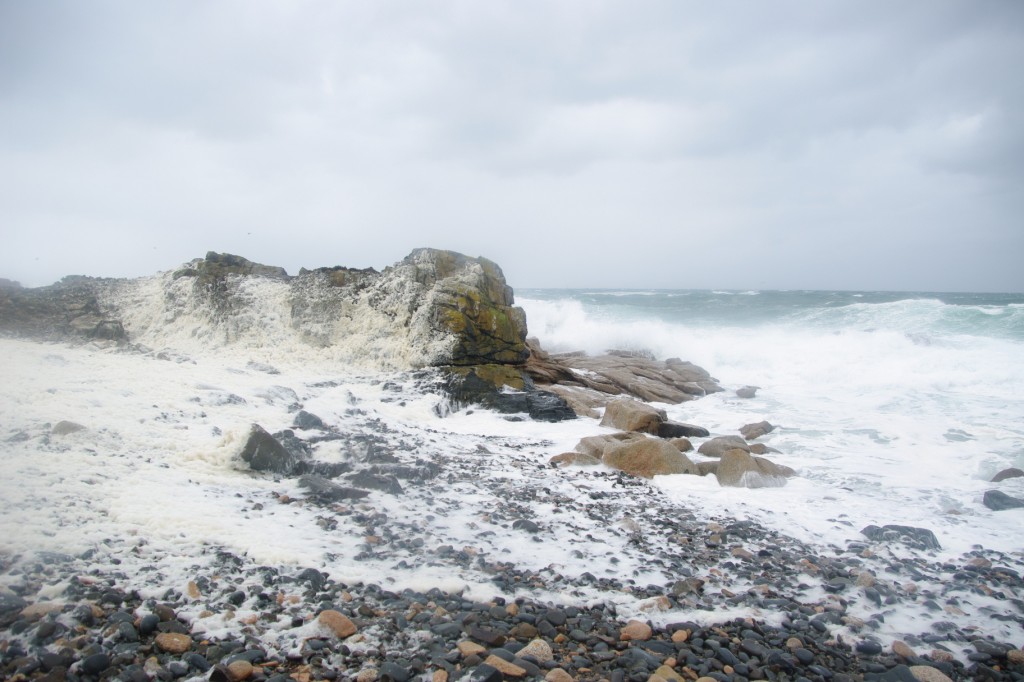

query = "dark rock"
[240, 424, 303, 475]
[736, 386, 759, 399]
[293, 410, 327, 430]
[466, 626, 507, 647]
[857, 640, 884, 655]
[298, 475, 370, 502]
[991, 467, 1024, 483]
[983, 490, 1024, 511]
[379, 662, 412, 682]
[80, 653, 111, 675]
[442, 365, 576, 422]
[864, 664, 918, 682]
[512, 519, 540, 534]
[860, 524, 942, 551]
[347, 470, 404, 495]
[657, 421, 710, 439]
[464, 664, 503, 682]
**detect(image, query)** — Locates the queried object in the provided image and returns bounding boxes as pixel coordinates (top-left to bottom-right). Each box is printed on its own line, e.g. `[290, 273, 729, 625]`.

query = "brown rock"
[640, 596, 672, 612]
[655, 666, 686, 682]
[670, 437, 693, 452]
[621, 620, 653, 641]
[1007, 649, 1024, 665]
[433, 671, 449, 682]
[892, 640, 916, 658]
[545, 669, 575, 682]
[697, 436, 750, 457]
[318, 610, 357, 639]
[696, 461, 718, 477]
[600, 398, 666, 434]
[603, 437, 699, 478]
[786, 637, 803, 650]
[671, 629, 690, 643]
[715, 449, 792, 488]
[484, 655, 527, 678]
[457, 640, 487, 657]
[356, 668, 378, 682]
[929, 650, 955, 663]
[739, 420, 774, 440]
[576, 432, 646, 458]
[226, 660, 254, 681]
[909, 666, 953, 682]
[155, 632, 192, 654]
[20, 602, 65, 619]
[549, 452, 601, 468]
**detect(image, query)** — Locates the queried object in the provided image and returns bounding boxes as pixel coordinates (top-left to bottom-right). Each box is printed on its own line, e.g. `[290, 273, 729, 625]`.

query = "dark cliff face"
[0, 277, 126, 342]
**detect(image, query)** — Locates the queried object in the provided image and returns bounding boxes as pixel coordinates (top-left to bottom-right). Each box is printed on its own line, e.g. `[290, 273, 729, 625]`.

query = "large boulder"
[600, 398, 666, 434]
[602, 437, 700, 479]
[715, 449, 793, 488]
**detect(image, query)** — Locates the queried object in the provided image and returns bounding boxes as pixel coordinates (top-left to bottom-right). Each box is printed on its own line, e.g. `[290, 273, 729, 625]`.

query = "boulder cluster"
[546, 397, 793, 489]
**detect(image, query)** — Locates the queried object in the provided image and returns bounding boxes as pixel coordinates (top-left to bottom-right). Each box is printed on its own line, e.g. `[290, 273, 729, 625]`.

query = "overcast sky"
[1, 1, 1021, 292]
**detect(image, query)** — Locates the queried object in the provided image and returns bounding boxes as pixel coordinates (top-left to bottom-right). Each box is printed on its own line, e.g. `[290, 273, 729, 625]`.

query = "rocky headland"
[1, 250, 1023, 682]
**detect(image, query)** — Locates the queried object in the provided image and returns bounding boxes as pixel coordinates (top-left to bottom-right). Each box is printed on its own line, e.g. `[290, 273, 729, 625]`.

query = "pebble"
[318, 609, 357, 638]
[909, 666, 954, 682]
[621, 619, 653, 641]
[518, 638, 554, 662]
[155, 632, 192, 653]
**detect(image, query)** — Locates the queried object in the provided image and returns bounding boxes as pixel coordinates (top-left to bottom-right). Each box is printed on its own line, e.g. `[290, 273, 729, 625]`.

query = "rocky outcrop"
[1, 248, 576, 418]
[525, 340, 722, 409]
[0, 276, 127, 342]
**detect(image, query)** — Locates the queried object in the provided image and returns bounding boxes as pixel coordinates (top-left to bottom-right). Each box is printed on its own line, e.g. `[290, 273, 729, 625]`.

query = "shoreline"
[1, 327, 1022, 681]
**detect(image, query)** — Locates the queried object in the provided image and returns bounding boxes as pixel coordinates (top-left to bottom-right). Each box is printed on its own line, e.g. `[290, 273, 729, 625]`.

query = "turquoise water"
[518, 289, 1024, 341]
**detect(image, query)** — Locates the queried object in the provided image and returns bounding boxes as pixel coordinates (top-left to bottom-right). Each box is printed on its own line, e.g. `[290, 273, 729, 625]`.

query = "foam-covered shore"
[1, 336, 1022, 681]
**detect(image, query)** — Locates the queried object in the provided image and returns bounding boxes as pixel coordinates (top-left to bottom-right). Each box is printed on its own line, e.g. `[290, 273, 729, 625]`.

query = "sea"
[1, 281, 1022, 652]
[518, 289, 1024, 555]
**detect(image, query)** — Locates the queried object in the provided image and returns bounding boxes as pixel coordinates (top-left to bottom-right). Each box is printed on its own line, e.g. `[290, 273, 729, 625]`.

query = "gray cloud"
[1, 0, 1021, 291]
